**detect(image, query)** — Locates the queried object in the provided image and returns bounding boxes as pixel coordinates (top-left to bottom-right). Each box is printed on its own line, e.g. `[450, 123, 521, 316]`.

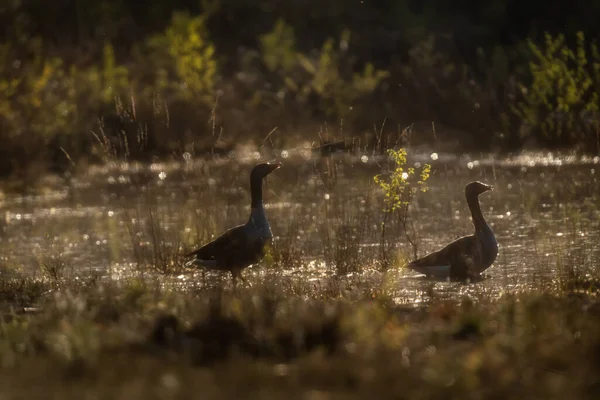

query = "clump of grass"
[267, 216, 305, 271]
[0, 277, 50, 313]
[38, 253, 71, 283]
[553, 234, 600, 297]
[1, 271, 600, 398]
[560, 263, 600, 297]
[319, 203, 375, 276]
[125, 206, 188, 276]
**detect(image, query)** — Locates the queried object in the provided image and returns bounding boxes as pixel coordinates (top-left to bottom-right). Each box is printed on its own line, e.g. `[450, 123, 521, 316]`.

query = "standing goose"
[185, 162, 281, 285]
[407, 181, 498, 280]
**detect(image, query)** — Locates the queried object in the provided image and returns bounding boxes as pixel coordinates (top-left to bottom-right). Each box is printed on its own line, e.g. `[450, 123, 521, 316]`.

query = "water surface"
[1, 149, 598, 304]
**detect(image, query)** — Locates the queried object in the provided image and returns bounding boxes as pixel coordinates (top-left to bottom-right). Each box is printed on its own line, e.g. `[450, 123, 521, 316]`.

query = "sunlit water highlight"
[0, 149, 598, 304]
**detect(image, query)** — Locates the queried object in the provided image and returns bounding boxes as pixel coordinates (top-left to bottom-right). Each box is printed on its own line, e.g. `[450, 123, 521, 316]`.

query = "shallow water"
[1, 148, 599, 303]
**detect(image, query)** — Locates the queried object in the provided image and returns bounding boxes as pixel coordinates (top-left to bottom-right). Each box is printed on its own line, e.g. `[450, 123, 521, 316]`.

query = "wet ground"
[1, 148, 599, 304]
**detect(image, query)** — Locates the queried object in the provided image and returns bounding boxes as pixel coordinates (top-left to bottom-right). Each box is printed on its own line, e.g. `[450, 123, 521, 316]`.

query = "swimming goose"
[407, 181, 498, 280]
[185, 162, 281, 286]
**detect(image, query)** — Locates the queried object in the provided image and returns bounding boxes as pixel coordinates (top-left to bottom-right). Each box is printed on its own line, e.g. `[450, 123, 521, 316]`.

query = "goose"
[185, 162, 281, 285]
[407, 181, 498, 280]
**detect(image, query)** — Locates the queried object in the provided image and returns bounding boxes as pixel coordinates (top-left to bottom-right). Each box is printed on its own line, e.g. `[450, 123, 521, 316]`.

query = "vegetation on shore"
[1, 1, 600, 184]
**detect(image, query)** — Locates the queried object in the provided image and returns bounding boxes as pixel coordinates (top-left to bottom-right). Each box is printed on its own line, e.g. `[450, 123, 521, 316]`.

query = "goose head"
[465, 181, 493, 198]
[251, 162, 281, 181]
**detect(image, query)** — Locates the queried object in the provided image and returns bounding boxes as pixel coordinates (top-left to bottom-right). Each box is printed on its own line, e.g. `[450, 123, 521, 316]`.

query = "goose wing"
[186, 224, 248, 262]
[408, 235, 477, 277]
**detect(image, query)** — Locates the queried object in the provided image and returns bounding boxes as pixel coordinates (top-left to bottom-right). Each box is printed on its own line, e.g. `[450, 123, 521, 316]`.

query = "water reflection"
[0, 149, 598, 305]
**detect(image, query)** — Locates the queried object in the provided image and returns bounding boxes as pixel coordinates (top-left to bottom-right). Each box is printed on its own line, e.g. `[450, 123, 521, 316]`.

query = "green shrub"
[259, 19, 389, 122]
[512, 32, 600, 149]
[0, 38, 133, 179]
[143, 11, 217, 105]
[0, 10, 220, 180]
[0, 40, 74, 140]
[374, 148, 431, 268]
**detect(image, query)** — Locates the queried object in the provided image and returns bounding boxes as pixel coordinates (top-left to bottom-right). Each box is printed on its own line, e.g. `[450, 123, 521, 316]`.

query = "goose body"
[185, 162, 281, 285]
[408, 181, 498, 280]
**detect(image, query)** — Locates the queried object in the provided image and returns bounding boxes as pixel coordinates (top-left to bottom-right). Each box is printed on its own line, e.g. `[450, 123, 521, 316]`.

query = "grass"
[0, 266, 599, 399]
[0, 152, 599, 398]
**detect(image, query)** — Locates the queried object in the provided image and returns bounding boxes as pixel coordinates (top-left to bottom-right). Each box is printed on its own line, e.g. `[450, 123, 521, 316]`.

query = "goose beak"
[486, 185, 494, 192]
[268, 162, 282, 172]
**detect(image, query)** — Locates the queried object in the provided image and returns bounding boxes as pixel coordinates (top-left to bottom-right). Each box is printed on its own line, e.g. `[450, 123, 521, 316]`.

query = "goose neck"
[467, 193, 486, 230]
[250, 174, 264, 208]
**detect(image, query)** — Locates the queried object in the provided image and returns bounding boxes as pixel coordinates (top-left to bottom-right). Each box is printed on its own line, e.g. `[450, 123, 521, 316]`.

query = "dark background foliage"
[1, 0, 599, 179]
